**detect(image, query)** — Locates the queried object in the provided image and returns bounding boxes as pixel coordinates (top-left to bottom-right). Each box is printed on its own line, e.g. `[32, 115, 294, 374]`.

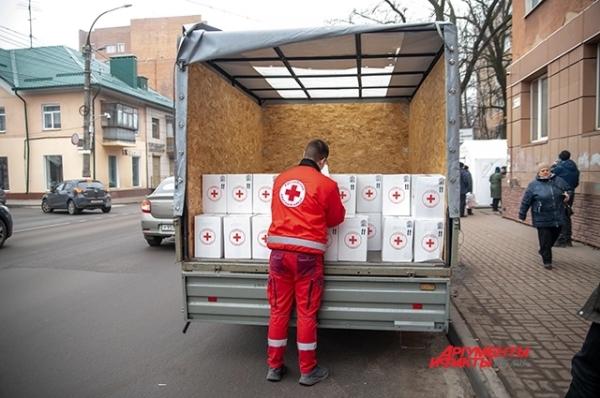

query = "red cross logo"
[207, 186, 221, 201]
[232, 186, 247, 202]
[258, 231, 268, 247]
[422, 190, 440, 208]
[367, 224, 376, 238]
[422, 235, 438, 252]
[259, 187, 272, 202]
[339, 188, 350, 203]
[389, 187, 405, 204]
[390, 233, 407, 249]
[229, 229, 246, 246]
[345, 232, 361, 248]
[362, 186, 377, 201]
[200, 229, 215, 245]
[279, 180, 306, 208]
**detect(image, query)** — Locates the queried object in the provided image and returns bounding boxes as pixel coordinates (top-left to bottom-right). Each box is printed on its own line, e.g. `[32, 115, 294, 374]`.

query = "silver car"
[141, 176, 174, 246]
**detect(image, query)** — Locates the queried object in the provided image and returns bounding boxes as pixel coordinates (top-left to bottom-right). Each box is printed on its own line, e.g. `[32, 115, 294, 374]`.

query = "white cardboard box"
[414, 218, 445, 263]
[251, 215, 272, 260]
[202, 174, 227, 214]
[252, 174, 276, 214]
[194, 214, 223, 258]
[381, 216, 414, 262]
[331, 174, 357, 216]
[356, 174, 383, 213]
[226, 174, 253, 214]
[223, 215, 252, 259]
[382, 174, 411, 216]
[324, 227, 339, 262]
[411, 175, 446, 219]
[360, 212, 382, 251]
[337, 216, 368, 262]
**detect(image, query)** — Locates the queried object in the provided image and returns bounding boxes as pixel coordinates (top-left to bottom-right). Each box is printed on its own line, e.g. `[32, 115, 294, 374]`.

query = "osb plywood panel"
[409, 59, 446, 174]
[262, 102, 410, 174]
[186, 64, 264, 254]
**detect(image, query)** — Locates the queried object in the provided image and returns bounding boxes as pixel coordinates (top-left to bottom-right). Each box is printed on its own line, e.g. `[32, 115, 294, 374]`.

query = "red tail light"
[141, 199, 151, 213]
[412, 303, 423, 310]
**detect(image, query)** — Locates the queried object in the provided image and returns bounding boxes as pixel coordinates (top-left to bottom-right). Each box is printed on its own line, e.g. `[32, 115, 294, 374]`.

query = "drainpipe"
[14, 90, 30, 194]
[91, 87, 102, 180]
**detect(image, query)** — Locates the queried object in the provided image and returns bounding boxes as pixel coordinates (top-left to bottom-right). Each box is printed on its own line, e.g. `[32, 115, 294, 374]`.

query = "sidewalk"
[454, 209, 600, 398]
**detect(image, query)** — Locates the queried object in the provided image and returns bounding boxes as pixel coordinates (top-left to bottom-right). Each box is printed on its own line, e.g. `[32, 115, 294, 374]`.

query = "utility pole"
[82, 4, 132, 178]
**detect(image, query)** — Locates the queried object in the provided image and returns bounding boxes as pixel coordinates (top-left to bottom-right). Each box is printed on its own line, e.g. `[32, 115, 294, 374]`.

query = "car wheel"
[41, 199, 53, 213]
[101, 206, 111, 213]
[145, 236, 163, 247]
[67, 200, 80, 215]
[0, 219, 7, 248]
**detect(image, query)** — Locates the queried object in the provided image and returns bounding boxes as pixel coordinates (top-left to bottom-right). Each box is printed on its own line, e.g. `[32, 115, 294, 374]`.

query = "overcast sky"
[1, 0, 433, 50]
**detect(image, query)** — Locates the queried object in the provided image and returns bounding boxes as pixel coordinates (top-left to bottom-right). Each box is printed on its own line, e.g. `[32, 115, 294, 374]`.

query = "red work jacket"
[267, 160, 346, 254]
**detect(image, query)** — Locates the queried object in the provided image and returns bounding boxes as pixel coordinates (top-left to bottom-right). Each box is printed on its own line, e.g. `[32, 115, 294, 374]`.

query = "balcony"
[102, 127, 137, 147]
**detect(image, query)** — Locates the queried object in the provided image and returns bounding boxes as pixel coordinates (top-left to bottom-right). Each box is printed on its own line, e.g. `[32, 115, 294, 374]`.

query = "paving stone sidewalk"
[453, 209, 600, 398]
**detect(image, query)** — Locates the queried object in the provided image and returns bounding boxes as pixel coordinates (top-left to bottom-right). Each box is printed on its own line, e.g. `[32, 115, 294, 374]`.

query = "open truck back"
[174, 22, 460, 332]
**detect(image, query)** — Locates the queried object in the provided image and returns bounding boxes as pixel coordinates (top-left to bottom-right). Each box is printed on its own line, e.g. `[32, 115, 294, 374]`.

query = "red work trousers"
[266, 249, 324, 374]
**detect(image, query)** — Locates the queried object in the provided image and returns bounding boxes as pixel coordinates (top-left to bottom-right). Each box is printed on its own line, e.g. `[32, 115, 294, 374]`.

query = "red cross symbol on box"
[259, 187, 271, 202]
[339, 188, 350, 203]
[279, 180, 306, 208]
[422, 235, 438, 251]
[230, 229, 245, 246]
[232, 186, 247, 202]
[207, 186, 221, 201]
[367, 224, 376, 238]
[390, 232, 407, 249]
[200, 229, 215, 245]
[345, 232, 361, 248]
[422, 190, 440, 208]
[258, 231, 268, 247]
[362, 186, 377, 201]
[388, 187, 405, 204]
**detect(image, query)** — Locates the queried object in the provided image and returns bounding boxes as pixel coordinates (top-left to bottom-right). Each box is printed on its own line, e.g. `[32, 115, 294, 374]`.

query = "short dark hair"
[459, 162, 465, 168]
[304, 139, 329, 162]
[495, 166, 501, 173]
[559, 150, 571, 161]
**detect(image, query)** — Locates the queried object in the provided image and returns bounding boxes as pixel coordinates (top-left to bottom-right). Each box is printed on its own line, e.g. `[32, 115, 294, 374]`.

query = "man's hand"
[563, 192, 570, 203]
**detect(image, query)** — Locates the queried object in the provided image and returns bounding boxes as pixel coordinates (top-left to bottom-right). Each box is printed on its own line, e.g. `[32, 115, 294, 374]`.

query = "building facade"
[504, 0, 600, 247]
[0, 46, 174, 199]
[79, 15, 202, 99]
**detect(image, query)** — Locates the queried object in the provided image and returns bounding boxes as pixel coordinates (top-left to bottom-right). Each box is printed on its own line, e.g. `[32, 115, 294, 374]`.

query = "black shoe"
[266, 365, 287, 382]
[543, 262, 553, 270]
[467, 210, 473, 215]
[554, 242, 567, 248]
[299, 365, 329, 386]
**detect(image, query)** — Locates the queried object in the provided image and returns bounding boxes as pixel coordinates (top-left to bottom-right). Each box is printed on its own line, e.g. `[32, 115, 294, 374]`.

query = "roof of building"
[0, 46, 172, 110]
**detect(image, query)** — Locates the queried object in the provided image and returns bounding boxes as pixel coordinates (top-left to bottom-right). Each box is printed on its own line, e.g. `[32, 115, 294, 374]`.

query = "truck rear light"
[412, 303, 423, 310]
[207, 296, 218, 302]
[420, 283, 436, 291]
[141, 199, 151, 213]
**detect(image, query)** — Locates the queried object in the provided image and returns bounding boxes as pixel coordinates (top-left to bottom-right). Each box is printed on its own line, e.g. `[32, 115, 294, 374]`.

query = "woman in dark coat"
[489, 166, 503, 211]
[518, 163, 572, 269]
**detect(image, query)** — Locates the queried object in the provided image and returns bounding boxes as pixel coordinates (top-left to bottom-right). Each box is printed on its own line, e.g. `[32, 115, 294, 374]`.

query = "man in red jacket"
[266, 139, 346, 386]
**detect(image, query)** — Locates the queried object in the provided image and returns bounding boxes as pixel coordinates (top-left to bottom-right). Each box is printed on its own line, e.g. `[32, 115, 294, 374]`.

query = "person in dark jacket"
[489, 166, 502, 211]
[565, 282, 600, 398]
[464, 165, 474, 215]
[551, 150, 580, 247]
[459, 163, 470, 217]
[518, 163, 572, 269]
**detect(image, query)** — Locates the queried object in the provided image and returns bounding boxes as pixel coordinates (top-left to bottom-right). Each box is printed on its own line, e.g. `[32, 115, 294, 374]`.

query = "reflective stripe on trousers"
[267, 235, 327, 252]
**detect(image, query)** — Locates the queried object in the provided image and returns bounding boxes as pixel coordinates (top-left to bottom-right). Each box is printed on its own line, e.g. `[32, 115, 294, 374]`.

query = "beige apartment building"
[504, 0, 600, 247]
[0, 46, 173, 198]
[79, 15, 202, 99]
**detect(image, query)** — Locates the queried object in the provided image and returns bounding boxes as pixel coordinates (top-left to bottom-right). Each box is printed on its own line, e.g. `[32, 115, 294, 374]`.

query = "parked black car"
[0, 189, 6, 205]
[0, 204, 13, 248]
[41, 179, 112, 215]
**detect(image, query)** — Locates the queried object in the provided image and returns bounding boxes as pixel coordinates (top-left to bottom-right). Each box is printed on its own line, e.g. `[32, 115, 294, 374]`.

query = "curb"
[448, 301, 512, 398]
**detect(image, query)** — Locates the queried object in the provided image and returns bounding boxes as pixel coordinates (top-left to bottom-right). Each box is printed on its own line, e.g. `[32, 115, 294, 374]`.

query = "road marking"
[14, 222, 73, 233]
[13, 212, 140, 233]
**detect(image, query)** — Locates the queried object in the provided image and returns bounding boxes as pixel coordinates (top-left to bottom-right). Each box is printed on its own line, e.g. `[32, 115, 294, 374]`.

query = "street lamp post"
[82, 4, 131, 178]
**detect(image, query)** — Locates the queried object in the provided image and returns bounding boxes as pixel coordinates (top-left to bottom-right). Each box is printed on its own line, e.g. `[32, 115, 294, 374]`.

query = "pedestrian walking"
[518, 163, 572, 269]
[464, 165, 474, 215]
[489, 166, 502, 212]
[459, 163, 471, 217]
[266, 139, 346, 386]
[551, 150, 580, 247]
[565, 282, 600, 397]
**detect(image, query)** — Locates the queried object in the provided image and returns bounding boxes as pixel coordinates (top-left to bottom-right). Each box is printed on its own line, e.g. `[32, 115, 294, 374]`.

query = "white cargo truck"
[174, 22, 460, 333]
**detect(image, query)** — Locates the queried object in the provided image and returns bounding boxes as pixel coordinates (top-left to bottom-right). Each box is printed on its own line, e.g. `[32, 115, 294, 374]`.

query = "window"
[101, 103, 138, 131]
[152, 118, 160, 139]
[106, 45, 116, 54]
[531, 75, 548, 141]
[596, 44, 600, 130]
[132, 156, 140, 187]
[0, 106, 5, 133]
[44, 155, 63, 189]
[117, 43, 125, 53]
[108, 155, 118, 188]
[166, 115, 174, 138]
[43, 105, 61, 130]
[525, 0, 544, 15]
[0, 157, 8, 190]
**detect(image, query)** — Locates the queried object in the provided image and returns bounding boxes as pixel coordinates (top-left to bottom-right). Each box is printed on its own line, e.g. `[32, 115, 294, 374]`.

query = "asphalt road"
[0, 205, 474, 398]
